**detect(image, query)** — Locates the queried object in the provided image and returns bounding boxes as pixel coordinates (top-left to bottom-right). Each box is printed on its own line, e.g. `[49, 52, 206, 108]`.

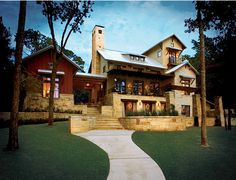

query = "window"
[43, 77, 59, 98]
[181, 105, 190, 117]
[169, 52, 176, 64]
[114, 79, 126, 94]
[157, 50, 162, 58]
[150, 82, 160, 96]
[170, 42, 174, 47]
[103, 65, 106, 73]
[181, 79, 190, 95]
[98, 29, 102, 34]
[133, 80, 143, 95]
[142, 101, 156, 112]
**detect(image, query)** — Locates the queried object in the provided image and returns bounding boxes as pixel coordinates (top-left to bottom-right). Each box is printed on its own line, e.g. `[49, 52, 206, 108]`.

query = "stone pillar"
[214, 96, 225, 127]
[165, 91, 175, 111]
[192, 94, 202, 126]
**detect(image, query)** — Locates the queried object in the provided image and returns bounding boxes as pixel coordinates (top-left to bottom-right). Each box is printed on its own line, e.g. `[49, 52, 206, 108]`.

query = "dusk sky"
[0, 1, 201, 72]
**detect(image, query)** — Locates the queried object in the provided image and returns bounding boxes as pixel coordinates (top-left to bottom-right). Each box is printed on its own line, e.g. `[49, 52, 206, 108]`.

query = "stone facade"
[119, 116, 192, 131]
[23, 92, 86, 113]
[105, 93, 166, 117]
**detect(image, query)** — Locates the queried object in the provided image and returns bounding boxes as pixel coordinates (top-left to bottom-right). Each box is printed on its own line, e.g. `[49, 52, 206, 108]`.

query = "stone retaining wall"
[69, 115, 96, 133]
[0, 112, 82, 121]
[119, 116, 193, 131]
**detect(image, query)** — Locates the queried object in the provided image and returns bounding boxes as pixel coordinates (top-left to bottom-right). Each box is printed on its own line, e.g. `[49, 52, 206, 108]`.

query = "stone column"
[192, 94, 202, 126]
[165, 91, 175, 111]
[214, 96, 225, 127]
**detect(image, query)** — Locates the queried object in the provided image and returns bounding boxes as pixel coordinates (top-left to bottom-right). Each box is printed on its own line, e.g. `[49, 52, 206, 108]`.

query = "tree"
[186, 1, 236, 110]
[23, 29, 85, 71]
[0, 17, 14, 112]
[185, 1, 209, 147]
[23, 28, 52, 53]
[7, 1, 27, 151]
[38, 1, 93, 125]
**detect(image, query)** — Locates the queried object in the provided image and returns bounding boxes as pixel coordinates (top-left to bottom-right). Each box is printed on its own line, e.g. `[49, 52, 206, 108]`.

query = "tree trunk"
[198, 7, 209, 147]
[7, 1, 26, 151]
[48, 51, 57, 126]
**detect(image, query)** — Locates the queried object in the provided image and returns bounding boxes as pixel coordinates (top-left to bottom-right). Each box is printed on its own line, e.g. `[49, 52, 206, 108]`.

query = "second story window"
[103, 65, 106, 73]
[157, 50, 162, 58]
[181, 79, 190, 95]
[114, 79, 126, 94]
[169, 52, 176, 64]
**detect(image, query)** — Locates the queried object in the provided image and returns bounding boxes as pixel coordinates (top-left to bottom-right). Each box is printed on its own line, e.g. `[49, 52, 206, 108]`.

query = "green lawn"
[132, 127, 236, 180]
[0, 122, 109, 180]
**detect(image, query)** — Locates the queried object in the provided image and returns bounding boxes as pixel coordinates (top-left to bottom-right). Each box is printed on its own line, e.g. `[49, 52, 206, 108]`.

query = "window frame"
[42, 77, 60, 99]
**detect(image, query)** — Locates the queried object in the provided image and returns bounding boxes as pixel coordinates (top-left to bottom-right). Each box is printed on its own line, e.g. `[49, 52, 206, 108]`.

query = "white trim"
[76, 72, 107, 79]
[38, 69, 65, 75]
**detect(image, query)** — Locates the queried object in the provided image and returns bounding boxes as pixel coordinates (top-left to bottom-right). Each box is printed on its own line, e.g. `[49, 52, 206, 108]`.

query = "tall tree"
[185, 1, 209, 147]
[38, 1, 93, 125]
[186, 1, 236, 110]
[7, 1, 27, 151]
[0, 17, 14, 112]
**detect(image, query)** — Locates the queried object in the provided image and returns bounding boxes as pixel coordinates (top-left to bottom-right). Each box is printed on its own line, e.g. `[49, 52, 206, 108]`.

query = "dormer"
[122, 53, 146, 62]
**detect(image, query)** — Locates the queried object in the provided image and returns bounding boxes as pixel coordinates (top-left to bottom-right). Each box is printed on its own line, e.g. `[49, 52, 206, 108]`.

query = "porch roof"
[75, 72, 107, 79]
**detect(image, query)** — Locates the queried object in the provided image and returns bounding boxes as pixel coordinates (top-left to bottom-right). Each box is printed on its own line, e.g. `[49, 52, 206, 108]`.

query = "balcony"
[108, 87, 164, 97]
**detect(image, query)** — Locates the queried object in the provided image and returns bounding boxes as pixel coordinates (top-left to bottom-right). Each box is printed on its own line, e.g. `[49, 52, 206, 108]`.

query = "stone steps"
[87, 107, 100, 115]
[95, 116, 124, 130]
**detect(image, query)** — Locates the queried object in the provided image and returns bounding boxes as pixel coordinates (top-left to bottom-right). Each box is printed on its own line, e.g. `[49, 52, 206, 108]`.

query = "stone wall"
[23, 92, 87, 113]
[69, 115, 96, 134]
[0, 112, 85, 121]
[101, 106, 113, 116]
[106, 93, 166, 118]
[119, 116, 194, 131]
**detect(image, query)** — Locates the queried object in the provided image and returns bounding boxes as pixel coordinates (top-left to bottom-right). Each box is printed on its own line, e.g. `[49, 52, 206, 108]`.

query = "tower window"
[98, 30, 102, 34]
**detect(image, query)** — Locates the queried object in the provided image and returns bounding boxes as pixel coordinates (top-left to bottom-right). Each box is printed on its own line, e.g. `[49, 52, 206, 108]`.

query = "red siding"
[25, 50, 77, 94]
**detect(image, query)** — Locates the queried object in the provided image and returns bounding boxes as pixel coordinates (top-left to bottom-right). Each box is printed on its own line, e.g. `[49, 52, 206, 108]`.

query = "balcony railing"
[107, 87, 164, 97]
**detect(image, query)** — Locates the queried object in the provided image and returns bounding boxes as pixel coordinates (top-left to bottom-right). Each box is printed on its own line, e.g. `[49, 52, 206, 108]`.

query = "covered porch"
[73, 73, 107, 106]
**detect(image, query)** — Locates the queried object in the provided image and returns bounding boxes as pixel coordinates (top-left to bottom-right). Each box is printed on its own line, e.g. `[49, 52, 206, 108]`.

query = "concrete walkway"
[76, 130, 165, 180]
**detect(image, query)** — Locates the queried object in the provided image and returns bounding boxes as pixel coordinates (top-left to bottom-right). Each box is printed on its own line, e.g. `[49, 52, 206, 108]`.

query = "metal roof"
[76, 72, 107, 79]
[98, 49, 166, 69]
[165, 60, 199, 75]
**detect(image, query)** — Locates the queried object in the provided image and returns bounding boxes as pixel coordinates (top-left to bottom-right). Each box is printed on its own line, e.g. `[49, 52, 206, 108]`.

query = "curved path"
[76, 130, 165, 180]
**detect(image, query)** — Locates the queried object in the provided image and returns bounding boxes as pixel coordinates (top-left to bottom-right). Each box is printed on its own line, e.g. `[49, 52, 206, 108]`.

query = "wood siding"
[24, 50, 77, 94]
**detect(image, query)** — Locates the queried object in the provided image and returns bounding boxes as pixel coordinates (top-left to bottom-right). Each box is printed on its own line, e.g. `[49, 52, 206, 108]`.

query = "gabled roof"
[165, 60, 199, 75]
[23, 45, 81, 70]
[142, 34, 187, 55]
[98, 49, 166, 69]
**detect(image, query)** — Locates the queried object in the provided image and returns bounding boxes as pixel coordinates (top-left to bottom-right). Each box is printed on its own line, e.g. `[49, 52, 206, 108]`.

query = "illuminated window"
[114, 79, 126, 94]
[43, 77, 59, 98]
[133, 80, 143, 95]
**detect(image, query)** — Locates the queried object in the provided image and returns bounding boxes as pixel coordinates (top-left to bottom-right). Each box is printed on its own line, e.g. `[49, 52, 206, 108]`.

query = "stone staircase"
[95, 116, 124, 130]
[87, 107, 100, 115]
[87, 106, 124, 130]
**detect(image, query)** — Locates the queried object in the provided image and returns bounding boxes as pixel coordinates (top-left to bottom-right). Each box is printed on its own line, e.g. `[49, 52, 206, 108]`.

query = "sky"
[0, 1, 199, 72]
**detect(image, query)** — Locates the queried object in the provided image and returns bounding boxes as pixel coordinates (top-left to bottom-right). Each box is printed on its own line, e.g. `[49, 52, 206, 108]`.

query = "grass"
[0, 122, 109, 180]
[132, 127, 236, 180]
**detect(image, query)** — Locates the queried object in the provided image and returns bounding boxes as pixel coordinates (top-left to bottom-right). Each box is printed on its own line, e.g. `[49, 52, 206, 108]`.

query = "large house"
[23, 25, 198, 118]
